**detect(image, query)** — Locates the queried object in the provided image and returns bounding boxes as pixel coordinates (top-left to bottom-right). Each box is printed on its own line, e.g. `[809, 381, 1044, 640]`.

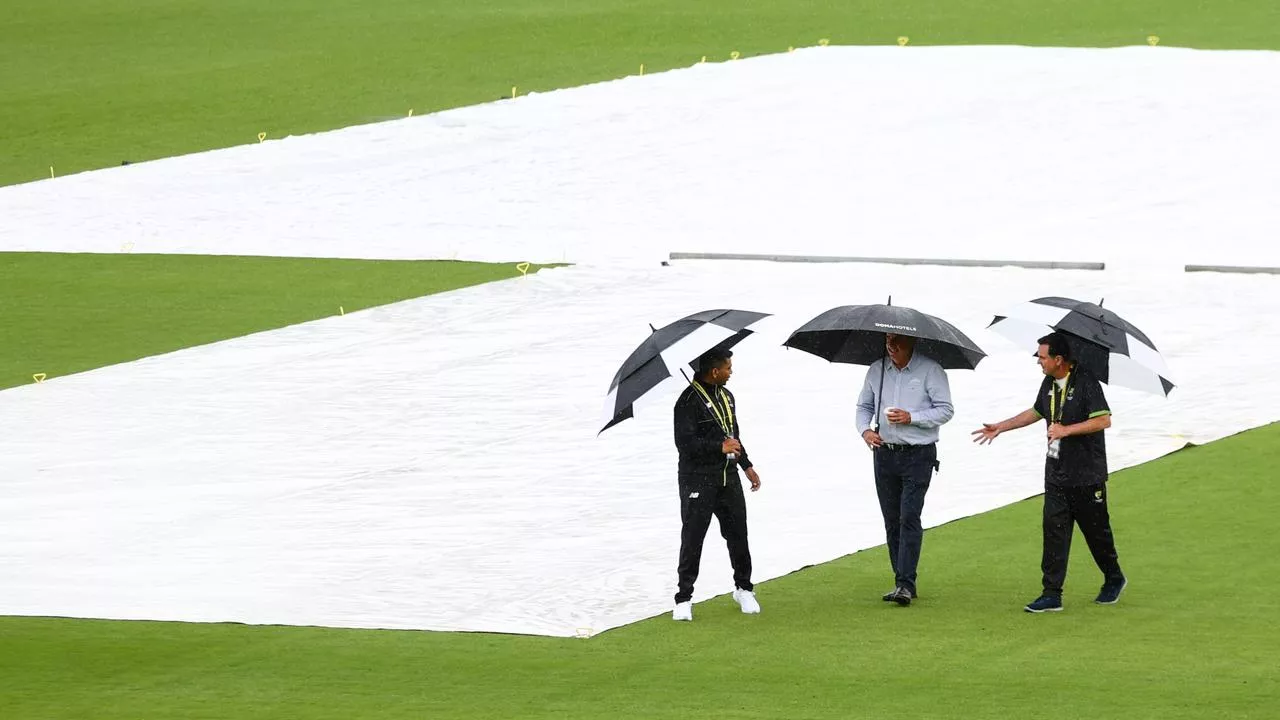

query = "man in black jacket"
[671, 347, 762, 622]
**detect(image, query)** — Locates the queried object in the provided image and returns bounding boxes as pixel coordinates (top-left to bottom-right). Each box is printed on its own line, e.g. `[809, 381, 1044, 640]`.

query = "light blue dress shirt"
[855, 352, 955, 445]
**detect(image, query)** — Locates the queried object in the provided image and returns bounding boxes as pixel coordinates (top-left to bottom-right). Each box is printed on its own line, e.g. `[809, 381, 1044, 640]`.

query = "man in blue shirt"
[856, 333, 955, 606]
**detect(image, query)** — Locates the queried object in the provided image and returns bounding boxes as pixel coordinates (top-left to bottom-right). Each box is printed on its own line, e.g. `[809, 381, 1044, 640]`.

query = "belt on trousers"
[879, 442, 935, 451]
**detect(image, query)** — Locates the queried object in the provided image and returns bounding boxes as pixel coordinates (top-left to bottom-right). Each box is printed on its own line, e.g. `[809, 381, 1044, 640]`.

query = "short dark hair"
[1038, 332, 1072, 362]
[696, 347, 733, 375]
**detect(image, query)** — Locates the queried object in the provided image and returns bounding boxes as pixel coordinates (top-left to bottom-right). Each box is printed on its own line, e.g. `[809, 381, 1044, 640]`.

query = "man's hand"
[722, 438, 743, 454]
[861, 429, 882, 449]
[972, 423, 1002, 445]
[886, 408, 912, 425]
[1046, 423, 1071, 441]
[745, 467, 761, 492]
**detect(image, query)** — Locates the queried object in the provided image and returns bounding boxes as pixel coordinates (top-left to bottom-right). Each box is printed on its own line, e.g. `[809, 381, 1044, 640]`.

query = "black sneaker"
[1024, 594, 1063, 613]
[1095, 577, 1127, 605]
[891, 586, 912, 606]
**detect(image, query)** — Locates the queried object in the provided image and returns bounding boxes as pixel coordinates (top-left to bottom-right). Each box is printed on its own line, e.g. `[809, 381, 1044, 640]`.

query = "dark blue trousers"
[873, 444, 937, 594]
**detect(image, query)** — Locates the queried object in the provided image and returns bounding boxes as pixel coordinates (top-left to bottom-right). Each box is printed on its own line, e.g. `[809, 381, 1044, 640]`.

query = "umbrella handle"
[872, 343, 888, 432]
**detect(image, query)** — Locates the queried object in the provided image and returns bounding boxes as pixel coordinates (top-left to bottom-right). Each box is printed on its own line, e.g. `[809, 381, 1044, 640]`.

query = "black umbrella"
[783, 298, 985, 432]
[987, 297, 1174, 396]
[600, 309, 770, 434]
[783, 300, 986, 370]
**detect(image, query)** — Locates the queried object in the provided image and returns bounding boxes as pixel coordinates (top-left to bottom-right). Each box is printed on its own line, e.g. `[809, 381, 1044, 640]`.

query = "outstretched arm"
[972, 408, 1041, 445]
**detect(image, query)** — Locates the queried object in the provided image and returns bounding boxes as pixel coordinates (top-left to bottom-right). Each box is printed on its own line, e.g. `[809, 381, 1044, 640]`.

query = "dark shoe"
[1024, 594, 1063, 613]
[1095, 577, 1127, 605]
[882, 587, 918, 602]
[891, 586, 912, 606]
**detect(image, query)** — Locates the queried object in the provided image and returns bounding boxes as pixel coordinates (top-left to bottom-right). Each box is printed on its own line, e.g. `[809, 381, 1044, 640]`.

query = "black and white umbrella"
[600, 309, 770, 434]
[987, 296, 1174, 396]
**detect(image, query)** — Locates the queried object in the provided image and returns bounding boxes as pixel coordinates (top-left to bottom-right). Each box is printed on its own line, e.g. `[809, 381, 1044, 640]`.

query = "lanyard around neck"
[1049, 372, 1072, 424]
[692, 382, 734, 437]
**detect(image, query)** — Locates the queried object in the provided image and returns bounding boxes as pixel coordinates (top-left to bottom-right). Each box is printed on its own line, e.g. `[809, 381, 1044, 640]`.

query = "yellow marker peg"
[640, 63, 645, 76]
[257, 132, 267, 143]
[50, 166, 55, 179]
[512, 86, 518, 99]
[818, 38, 830, 47]
[730, 51, 740, 60]
[516, 262, 531, 276]
[788, 46, 795, 53]
[574, 627, 593, 638]
[898, 36, 910, 46]
[339, 306, 345, 315]
[700, 55, 707, 63]
[33, 373, 47, 383]
[408, 108, 414, 117]
[120, 241, 135, 253]
[1147, 35, 1160, 46]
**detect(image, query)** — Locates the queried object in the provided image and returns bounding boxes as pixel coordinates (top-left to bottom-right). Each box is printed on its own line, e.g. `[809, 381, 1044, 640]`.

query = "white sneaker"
[672, 601, 693, 621]
[733, 588, 761, 614]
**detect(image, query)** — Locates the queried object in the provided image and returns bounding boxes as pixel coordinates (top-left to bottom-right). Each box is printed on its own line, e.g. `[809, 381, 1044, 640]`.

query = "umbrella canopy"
[600, 309, 770, 434]
[987, 296, 1174, 396]
[783, 302, 986, 369]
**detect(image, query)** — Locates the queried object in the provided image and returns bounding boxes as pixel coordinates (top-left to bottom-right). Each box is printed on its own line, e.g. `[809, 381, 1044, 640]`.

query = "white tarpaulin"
[1, 263, 1276, 636]
[1, 46, 1279, 271]
[1, 46, 1278, 636]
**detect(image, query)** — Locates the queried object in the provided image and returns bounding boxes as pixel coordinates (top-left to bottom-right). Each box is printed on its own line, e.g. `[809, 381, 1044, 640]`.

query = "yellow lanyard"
[1048, 372, 1072, 424]
[691, 382, 734, 437]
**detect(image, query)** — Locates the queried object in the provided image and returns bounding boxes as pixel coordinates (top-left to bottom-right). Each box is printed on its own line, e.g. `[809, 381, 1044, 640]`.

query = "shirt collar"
[695, 379, 725, 395]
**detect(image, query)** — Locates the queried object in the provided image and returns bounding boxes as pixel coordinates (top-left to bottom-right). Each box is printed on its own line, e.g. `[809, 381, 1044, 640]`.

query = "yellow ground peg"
[50, 166, 55, 179]
[818, 38, 830, 47]
[120, 241, 135, 253]
[639, 63, 645, 76]
[574, 627, 594, 638]
[700, 55, 707, 63]
[408, 108, 414, 117]
[788, 46, 795, 53]
[339, 306, 345, 315]
[898, 36, 910, 46]
[33, 373, 47, 383]
[511, 86, 518, 99]
[516, 262, 531, 276]
[257, 132, 267, 143]
[730, 51, 740, 60]
[1147, 35, 1160, 46]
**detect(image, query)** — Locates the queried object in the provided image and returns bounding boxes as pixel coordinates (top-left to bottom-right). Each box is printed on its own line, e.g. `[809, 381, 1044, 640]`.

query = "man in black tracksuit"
[973, 332, 1127, 613]
[671, 347, 762, 622]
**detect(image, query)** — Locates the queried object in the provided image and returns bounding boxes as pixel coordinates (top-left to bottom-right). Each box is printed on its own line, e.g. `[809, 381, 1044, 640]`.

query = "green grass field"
[3, 425, 1277, 718]
[3, 1, 1279, 717]
[0, 253, 540, 390]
